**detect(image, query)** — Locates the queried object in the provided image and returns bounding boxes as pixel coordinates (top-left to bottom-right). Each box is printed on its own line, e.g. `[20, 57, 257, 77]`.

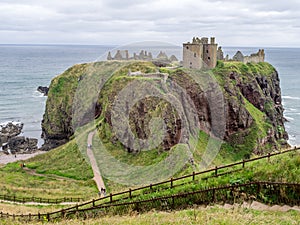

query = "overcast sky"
[1, 0, 300, 47]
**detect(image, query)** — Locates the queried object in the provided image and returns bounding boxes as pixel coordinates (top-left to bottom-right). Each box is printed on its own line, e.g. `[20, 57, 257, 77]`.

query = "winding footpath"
[87, 131, 106, 195]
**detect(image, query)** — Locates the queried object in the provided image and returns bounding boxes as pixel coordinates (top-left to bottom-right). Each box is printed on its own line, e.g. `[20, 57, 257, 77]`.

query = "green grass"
[1, 206, 299, 225]
[0, 140, 97, 200]
[98, 150, 300, 207]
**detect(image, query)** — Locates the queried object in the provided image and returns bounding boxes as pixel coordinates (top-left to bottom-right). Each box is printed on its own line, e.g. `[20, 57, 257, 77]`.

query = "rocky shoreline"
[0, 121, 39, 155]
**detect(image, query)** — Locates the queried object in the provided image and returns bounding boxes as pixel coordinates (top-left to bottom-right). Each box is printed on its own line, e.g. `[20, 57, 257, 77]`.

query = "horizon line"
[0, 43, 300, 49]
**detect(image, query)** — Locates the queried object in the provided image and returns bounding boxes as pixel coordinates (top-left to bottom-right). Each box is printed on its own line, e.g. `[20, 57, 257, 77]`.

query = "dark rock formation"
[0, 122, 23, 145]
[7, 136, 38, 154]
[37, 86, 49, 96]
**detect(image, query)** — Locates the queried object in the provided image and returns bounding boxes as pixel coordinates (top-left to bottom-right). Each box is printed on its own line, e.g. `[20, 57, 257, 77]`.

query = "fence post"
[47, 213, 50, 222]
[129, 188, 132, 199]
[29, 213, 31, 221]
[61, 209, 65, 219]
[110, 193, 113, 203]
[256, 183, 261, 196]
[135, 202, 139, 212]
[172, 196, 175, 209]
[192, 171, 195, 181]
[242, 160, 245, 168]
[171, 178, 173, 188]
[93, 199, 95, 207]
[215, 166, 218, 176]
[150, 184, 152, 191]
[38, 212, 40, 220]
[268, 153, 271, 162]
[13, 195, 16, 202]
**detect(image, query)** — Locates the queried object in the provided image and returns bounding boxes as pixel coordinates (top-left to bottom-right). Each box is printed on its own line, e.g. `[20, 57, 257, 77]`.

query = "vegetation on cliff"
[0, 60, 296, 225]
[41, 60, 288, 174]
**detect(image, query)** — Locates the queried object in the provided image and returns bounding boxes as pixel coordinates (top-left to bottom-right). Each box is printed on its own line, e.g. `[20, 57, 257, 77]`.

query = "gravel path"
[87, 131, 106, 195]
[0, 151, 46, 165]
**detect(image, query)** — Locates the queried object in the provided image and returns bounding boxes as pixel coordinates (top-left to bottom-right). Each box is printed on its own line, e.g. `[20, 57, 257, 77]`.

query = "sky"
[0, 0, 300, 47]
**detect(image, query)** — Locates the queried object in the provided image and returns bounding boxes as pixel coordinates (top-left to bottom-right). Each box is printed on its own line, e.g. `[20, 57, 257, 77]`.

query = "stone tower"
[183, 37, 218, 69]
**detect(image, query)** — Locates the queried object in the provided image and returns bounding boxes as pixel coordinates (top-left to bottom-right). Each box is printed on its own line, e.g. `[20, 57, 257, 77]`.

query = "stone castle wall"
[182, 37, 218, 69]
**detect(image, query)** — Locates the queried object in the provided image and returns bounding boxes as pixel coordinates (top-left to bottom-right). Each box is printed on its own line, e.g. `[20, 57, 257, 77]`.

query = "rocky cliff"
[41, 61, 288, 157]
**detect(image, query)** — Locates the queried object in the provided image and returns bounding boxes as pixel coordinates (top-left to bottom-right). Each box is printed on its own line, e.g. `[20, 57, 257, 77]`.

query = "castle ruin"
[182, 37, 218, 69]
[232, 49, 265, 64]
[107, 50, 178, 62]
[106, 37, 265, 70]
[182, 36, 265, 69]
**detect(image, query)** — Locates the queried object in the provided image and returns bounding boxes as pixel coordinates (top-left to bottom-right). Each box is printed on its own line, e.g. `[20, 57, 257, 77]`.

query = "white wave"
[285, 116, 295, 121]
[32, 90, 46, 98]
[282, 96, 300, 100]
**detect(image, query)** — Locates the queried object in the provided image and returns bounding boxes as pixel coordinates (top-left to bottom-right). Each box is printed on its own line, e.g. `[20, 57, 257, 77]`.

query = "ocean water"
[0, 45, 299, 147]
[0, 45, 112, 146]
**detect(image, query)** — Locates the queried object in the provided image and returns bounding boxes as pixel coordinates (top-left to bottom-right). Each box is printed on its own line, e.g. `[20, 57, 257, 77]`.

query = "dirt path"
[221, 201, 300, 212]
[87, 131, 106, 195]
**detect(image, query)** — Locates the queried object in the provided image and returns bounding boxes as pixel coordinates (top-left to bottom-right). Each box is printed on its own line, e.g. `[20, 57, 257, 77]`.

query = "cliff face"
[41, 61, 288, 156]
[212, 62, 288, 155]
[41, 64, 89, 150]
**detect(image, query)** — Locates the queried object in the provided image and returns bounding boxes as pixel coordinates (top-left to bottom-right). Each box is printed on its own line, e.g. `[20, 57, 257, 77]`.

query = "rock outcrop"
[41, 61, 288, 156]
[37, 86, 49, 96]
[0, 122, 23, 145]
[6, 136, 38, 154]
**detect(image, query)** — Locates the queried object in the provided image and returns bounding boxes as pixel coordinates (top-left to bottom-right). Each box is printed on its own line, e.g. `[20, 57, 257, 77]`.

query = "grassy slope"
[1, 206, 299, 225]
[101, 150, 300, 206]
[0, 139, 97, 200]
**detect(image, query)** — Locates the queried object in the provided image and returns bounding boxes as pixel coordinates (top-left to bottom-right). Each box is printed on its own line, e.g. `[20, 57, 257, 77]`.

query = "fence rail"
[0, 195, 83, 204]
[1, 181, 299, 222]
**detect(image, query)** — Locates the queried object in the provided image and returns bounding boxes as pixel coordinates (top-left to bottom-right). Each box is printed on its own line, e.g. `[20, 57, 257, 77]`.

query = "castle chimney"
[210, 37, 215, 44]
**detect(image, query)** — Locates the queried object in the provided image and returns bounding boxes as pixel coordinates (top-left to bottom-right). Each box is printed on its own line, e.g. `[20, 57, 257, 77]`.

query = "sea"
[0, 44, 299, 147]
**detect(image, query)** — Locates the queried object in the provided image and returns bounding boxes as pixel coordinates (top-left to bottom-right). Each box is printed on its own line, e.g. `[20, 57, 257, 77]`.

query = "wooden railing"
[1, 181, 299, 222]
[1, 146, 298, 206]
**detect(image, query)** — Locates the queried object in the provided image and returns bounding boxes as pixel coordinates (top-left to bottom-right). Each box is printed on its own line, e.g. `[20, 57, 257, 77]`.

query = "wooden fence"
[0, 195, 83, 204]
[0, 146, 298, 206]
[1, 181, 299, 222]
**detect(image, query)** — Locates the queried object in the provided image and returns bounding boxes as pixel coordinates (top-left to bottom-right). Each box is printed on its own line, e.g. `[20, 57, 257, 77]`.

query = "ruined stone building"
[107, 50, 153, 61]
[182, 37, 218, 69]
[216, 48, 265, 64]
[232, 49, 265, 63]
[107, 50, 178, 62]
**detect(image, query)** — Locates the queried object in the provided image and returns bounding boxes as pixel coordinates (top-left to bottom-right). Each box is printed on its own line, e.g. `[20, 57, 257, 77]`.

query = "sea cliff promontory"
[41, 60, 288, 159]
